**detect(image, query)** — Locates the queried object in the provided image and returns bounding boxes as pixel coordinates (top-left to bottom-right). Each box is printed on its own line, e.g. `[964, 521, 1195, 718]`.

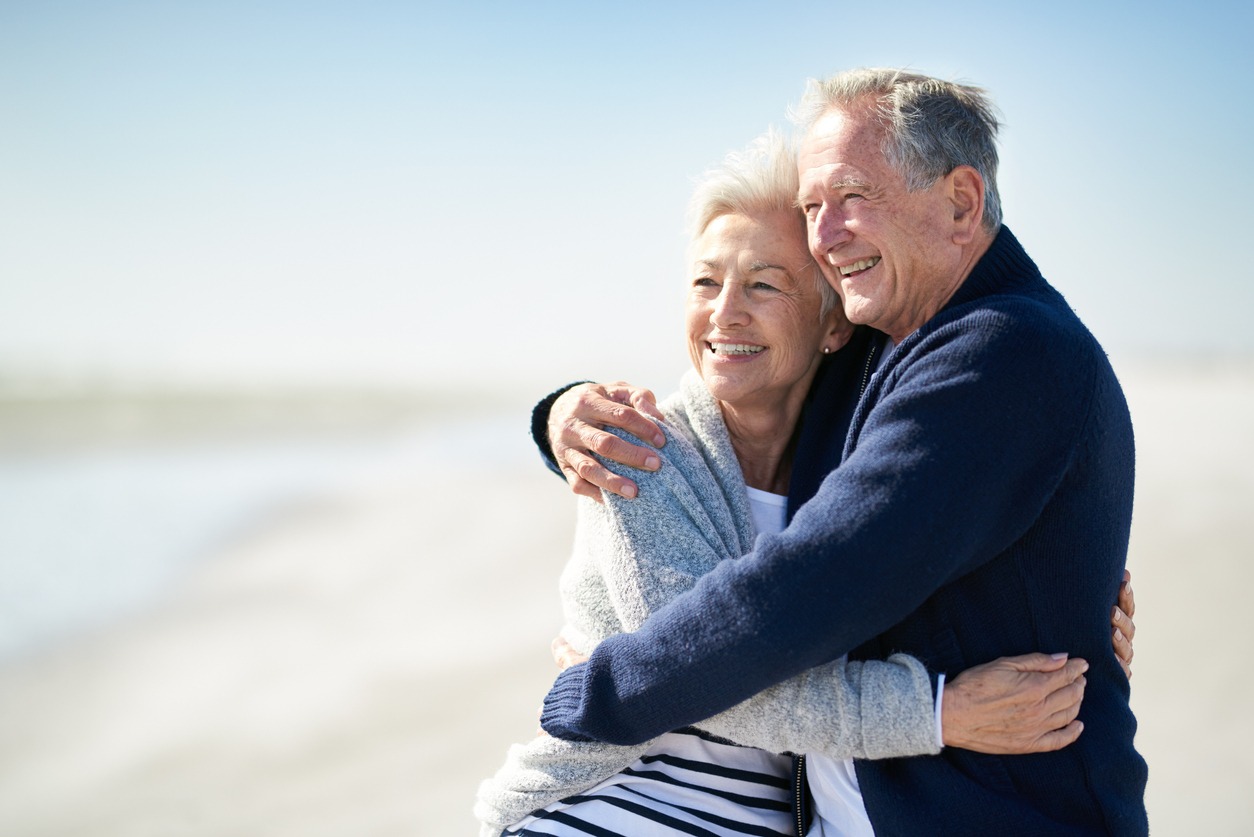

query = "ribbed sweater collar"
[943, 225, 1042, 313]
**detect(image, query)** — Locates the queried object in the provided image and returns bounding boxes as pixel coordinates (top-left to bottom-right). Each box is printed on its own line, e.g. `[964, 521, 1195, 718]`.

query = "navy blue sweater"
[539, 227, 1148, 834]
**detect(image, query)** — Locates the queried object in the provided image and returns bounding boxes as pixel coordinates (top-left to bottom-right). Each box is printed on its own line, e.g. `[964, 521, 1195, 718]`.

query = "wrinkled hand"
[548, 382, 667, 502]
[551, 634, 589, 671]
[942, 652, 1088, 754]
[1112, 569, 1136, 680]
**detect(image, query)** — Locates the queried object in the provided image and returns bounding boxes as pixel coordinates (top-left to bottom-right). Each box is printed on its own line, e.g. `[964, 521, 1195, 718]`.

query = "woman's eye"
[693, 277, 717, 288]
[753, 281, 779, 291]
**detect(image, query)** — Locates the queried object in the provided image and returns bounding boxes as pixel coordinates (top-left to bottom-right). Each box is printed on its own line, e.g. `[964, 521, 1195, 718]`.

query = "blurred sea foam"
[0, 385, 533, 666]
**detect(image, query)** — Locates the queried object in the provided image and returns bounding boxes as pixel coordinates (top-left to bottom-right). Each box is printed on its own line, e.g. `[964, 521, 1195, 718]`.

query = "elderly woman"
[476, 134, 1133, 836]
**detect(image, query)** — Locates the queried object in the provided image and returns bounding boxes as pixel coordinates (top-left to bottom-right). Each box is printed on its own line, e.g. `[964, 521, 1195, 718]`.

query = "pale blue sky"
[2, 0, 1250, 391]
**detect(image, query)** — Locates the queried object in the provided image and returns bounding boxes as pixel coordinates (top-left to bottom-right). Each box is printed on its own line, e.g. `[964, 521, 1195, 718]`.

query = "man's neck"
[887, 228, 997, 344]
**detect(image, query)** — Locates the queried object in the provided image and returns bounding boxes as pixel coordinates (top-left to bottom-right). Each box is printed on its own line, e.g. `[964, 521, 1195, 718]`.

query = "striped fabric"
[504, 728, 793, 836]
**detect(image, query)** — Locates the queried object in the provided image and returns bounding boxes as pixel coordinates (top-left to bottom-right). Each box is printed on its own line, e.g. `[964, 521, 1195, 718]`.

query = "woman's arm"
[474, 734, 652, 835]
[696, 582, 1135, 758]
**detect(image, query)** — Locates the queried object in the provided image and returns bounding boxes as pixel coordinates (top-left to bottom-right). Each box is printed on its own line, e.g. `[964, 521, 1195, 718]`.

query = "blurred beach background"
[2, 2, 1251, 834]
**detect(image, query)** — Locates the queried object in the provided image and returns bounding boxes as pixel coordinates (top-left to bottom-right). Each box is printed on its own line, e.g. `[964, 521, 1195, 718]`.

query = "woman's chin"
[701, 374, 758, 407]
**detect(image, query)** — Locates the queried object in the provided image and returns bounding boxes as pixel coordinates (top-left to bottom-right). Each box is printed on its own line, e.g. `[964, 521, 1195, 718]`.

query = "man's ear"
[948, 165, 985, 244]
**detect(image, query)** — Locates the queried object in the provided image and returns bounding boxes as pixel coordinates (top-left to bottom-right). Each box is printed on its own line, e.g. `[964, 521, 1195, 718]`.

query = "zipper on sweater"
[858, 339, 880, 397]
[794, 754, 807, 836]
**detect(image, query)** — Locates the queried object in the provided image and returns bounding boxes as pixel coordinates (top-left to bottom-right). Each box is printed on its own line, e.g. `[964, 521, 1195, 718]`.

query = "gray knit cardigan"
[474, 371, 939, 834]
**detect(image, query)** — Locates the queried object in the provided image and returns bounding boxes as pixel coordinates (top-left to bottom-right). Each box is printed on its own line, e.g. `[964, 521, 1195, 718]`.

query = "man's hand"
[549, 382, 667, 502]
[1112, 569, 1136, 680]
[942, 652, 1088, 754]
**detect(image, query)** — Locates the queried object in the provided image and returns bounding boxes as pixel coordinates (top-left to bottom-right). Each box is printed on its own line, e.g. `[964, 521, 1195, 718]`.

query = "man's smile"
[829, 255, 881, 277]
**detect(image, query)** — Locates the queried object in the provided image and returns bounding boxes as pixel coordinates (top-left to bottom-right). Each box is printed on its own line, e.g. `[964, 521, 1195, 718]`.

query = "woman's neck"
[720, 395, 806, 495]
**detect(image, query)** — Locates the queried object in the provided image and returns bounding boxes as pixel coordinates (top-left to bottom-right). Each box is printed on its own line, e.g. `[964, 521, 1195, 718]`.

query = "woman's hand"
[942, 652, 1087, 754]
[1112, 569, 1136, 680]
[551, 634, 589, 671]
[549, 382, 667, 502]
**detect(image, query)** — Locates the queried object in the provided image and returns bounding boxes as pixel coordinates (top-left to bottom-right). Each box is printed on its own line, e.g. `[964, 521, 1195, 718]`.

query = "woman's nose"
[710, 285, 749, 327]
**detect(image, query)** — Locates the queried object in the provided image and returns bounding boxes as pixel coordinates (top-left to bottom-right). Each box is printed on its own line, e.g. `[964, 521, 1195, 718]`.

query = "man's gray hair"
[686, 129, 840, 320]
[792, 68, 1003, 231]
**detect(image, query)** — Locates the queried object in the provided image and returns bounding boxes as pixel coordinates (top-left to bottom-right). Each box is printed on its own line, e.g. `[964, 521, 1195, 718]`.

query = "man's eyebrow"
[799, 175, 873, 199]
[830, 175, 873, 191]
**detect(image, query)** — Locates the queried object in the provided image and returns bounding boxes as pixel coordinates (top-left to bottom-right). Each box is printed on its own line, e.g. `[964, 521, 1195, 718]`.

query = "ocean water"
[0, 411, 531, 665]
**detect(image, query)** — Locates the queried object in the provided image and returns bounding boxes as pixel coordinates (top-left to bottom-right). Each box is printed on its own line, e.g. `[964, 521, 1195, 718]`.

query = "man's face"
[798, 107, 963, 343]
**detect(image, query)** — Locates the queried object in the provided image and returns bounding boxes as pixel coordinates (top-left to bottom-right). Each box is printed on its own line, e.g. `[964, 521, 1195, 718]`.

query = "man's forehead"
[798, 159, 871, 191]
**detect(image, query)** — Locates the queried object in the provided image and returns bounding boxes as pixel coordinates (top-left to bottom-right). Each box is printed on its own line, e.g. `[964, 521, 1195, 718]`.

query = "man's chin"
[840, 298, 878, 328]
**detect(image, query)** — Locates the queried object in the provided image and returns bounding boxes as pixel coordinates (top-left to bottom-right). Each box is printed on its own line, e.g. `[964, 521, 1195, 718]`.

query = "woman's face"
[686, 210, 842, 410]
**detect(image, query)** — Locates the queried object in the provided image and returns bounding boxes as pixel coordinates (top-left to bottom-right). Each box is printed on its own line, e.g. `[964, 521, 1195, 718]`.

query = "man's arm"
[541, 313, 1105, 745]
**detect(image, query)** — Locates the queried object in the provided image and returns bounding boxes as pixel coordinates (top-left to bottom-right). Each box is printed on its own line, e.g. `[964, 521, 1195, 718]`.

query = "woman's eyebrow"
[749, 261, 788, 273]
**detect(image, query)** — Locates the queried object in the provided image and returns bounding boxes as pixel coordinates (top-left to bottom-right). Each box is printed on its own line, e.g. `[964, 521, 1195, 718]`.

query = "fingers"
[1030, 719, 1084, 753]
[1111, 615, 1134, 672]
[1040, 670, 1086, 716]
[551, 635, 575, 669]
[998, 651, 1071, 673]
[1111, 573, 1135, 682]
[1111, 624, 1132, 662]
[1111, 604, 1136, 643]
[564, 471, 606, 503]
[570, 384, 666, 449]
[577, 425, 663, 471]
[551, 635, 589, 672]
[1112, 598, 1135, 681]
[1117, 571, 1136, 621]
[561, 448, 641, 500]
[605, 382, 667, 425]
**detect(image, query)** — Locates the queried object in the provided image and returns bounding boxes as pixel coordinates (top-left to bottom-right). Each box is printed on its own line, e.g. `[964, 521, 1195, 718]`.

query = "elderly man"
[533, 68, 1147, 834]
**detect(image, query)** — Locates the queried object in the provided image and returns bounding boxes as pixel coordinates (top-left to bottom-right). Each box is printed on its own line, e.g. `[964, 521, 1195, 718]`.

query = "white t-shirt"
[745, 487, 877, 837]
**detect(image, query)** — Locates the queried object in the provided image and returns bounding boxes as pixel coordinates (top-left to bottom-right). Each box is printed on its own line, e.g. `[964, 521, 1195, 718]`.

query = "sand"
[0, 364, 1251, 835]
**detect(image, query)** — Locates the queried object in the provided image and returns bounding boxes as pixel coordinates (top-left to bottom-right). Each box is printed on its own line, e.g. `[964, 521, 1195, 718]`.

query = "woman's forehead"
[694, 211, 809, 265]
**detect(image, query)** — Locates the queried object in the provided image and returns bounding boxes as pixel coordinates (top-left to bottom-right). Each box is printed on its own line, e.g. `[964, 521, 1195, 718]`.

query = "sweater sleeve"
[541, 309, 1097, 745]
[695, 654, 939, 759]
[473, 735, 652, 834]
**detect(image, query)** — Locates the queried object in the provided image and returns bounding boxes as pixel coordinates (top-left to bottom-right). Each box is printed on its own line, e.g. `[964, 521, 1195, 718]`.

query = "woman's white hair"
[685, 129, 840, 320]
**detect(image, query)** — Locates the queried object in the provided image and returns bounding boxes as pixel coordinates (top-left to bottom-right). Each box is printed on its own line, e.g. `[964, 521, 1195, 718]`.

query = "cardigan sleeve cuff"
[539, 664, 597, 742]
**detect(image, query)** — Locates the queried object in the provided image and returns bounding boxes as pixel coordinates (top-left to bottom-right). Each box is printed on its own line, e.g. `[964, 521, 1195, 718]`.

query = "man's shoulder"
[883, 291, 1116, 419]
[921, 286, 1103, 367]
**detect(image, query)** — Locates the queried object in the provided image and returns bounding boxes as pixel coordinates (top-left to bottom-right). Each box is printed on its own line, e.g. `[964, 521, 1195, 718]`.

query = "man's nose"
[811, 205, 851, 255]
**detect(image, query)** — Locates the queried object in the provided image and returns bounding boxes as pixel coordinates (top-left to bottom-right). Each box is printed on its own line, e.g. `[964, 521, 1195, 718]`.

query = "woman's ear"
[821, 308, 855, 354]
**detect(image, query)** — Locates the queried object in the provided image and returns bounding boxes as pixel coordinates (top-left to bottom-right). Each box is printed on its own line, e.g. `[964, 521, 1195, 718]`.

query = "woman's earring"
[822, 346, 831, 354]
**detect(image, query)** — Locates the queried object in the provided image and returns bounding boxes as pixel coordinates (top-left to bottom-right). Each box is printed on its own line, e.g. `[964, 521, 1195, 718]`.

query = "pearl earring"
[822, 347, 831, 354]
